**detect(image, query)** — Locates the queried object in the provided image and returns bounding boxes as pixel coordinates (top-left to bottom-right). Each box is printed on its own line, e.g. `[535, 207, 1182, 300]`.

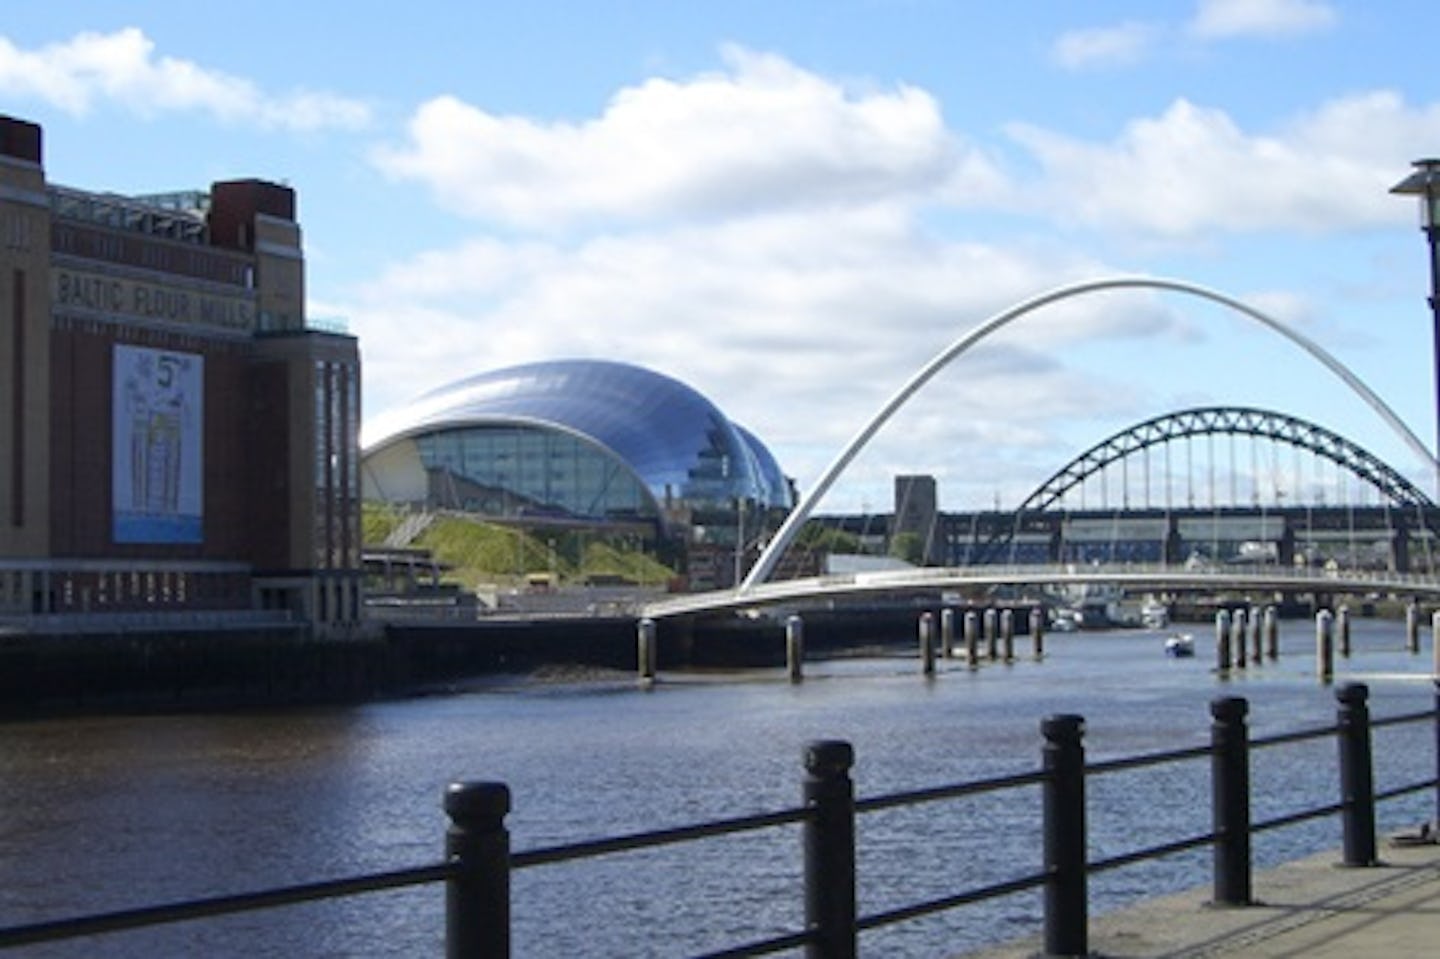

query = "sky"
[5, 0, 1440, 515]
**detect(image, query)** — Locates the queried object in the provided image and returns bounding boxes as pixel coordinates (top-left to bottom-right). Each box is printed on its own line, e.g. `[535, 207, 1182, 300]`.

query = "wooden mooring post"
[1316, 610, 1335, 684]
[1030, 606, 1045, 660]
[786, 615, 804, 684]
[919, 612, 936, 676]
[964, 611, 980, 669]
[1215, 610, 1232, 673]
[637, 618, 658, 686]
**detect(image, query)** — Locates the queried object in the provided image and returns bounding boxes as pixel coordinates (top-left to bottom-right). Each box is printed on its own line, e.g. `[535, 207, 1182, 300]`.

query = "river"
[0, 620, 1435, 957]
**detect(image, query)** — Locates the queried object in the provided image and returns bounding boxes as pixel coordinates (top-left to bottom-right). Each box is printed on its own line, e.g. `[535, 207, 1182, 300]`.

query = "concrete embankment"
[0, 606, 933, 717]
[0, 625, 397, 718]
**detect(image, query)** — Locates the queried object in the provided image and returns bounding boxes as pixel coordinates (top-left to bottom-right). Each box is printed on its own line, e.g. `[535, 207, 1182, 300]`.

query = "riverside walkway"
[965, 830, 1440, 958]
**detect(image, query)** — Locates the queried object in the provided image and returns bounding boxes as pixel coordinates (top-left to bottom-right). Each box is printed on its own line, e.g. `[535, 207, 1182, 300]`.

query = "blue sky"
[5, 1, 1440, 513]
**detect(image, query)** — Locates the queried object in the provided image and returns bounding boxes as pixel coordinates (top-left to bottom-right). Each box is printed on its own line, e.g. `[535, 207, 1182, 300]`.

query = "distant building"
[361, 359, 794, 588]
[0, 114, 361, 632]
[892, 474, 940, 564]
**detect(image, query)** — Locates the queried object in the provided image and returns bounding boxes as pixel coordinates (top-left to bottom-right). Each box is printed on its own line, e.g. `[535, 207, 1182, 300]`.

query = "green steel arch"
[1020, 405, 1436, 512]
[741, 276, 1438, 592]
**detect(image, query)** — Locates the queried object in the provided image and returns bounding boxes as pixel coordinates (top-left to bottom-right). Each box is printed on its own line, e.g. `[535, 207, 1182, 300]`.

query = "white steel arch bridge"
[642, 563, 1440, 620]
[643, 277, 1440, 621]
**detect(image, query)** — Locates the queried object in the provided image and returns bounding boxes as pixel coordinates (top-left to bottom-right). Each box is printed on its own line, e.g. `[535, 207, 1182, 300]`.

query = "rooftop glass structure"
[361, 360, 793, 528]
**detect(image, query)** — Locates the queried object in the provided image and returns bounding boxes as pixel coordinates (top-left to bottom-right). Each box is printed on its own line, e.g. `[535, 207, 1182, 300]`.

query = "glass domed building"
[360, 359, 793, 538]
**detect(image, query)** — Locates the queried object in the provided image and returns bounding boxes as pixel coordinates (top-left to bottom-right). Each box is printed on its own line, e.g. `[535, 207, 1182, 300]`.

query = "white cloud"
[1007, 92, 1440, 236]
[349, 200, 1185, 507]
[352, 47, 1431, 508]
[0, 28, 372, 131]
[373, 45, 1004, 228]
[1052, 22, 1158, 69]
[1188, 0, 1337, 39]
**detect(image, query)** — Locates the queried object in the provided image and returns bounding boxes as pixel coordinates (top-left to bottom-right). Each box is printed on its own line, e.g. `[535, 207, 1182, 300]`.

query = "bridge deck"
[645, 562, 1440, 619]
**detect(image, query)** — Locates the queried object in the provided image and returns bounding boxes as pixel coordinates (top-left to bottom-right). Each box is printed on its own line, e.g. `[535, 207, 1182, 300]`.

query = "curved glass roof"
[362, 359, 792, 511]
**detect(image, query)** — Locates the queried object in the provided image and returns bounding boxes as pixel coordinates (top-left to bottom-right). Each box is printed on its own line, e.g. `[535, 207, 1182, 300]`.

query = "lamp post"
[1390, 158, 1440, 498]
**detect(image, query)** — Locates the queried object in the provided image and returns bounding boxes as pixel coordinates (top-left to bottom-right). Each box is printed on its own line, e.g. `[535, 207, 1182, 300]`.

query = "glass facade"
[362, 359, 792, 523]
[417, 427, 652, 520]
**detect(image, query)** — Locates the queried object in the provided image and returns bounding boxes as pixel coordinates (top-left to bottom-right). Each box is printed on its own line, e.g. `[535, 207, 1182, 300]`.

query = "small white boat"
[1164, 633, 1195, 658]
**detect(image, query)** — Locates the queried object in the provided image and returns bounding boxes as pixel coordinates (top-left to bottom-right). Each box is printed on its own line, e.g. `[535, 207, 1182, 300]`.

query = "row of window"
[0, 568, 250, 614]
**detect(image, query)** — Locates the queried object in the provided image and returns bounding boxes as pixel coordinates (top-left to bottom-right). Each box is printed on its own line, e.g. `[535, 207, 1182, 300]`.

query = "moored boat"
[1164, 633, 1195, 657]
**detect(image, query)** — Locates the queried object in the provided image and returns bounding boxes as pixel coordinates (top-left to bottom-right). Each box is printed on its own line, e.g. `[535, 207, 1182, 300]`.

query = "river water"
[0, 620, 1435, 957]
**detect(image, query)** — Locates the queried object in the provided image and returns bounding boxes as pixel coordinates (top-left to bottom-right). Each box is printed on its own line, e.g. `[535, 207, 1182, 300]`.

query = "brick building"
[0, 114, 361, 633]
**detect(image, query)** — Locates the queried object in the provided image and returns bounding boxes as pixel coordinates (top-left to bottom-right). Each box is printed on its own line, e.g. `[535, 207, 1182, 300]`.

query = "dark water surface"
[1, 621, 1435, 957]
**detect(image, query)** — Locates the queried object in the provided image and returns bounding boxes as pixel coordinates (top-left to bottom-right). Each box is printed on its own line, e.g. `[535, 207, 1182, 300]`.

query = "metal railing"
[1, 682, 1435, 957]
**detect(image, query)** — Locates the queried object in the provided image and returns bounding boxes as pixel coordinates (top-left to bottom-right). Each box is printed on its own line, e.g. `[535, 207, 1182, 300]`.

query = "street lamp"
[1390, 158, 1440, 493]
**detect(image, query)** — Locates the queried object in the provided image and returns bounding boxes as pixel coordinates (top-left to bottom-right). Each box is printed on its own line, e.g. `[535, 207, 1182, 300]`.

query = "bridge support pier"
[1264, 606, 1279, 660]
[1406, 602, 1420, 654]
[984, 609, 998, 661]
[1001, 609, 1015, 663]
[1337, 606, 1351, 658]
[940, 608, 956, 659]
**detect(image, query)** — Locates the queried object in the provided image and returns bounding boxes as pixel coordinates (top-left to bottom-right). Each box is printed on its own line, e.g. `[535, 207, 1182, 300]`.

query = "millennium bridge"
[646, 277, 1440, 621]
[643, 561, 1440, 619]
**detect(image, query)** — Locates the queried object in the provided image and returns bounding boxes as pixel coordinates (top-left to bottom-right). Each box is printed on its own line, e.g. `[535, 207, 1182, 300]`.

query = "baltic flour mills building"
[0, 114, 361, 634]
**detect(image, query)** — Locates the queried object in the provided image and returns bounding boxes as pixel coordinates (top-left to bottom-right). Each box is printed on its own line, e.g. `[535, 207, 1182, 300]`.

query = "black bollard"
[1211, 697, 1252, 906]
[941, 607, 956, 659]
[1336, 683, 1378, 867]
[445, 781, 512, 959]
[1042, 714, 1087, 958]
[804, 740, 857, 959]
[919, 612, 936, 676]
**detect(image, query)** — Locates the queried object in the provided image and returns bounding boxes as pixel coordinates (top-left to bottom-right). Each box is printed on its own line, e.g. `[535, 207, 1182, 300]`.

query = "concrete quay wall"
[0, 607, 933, 717]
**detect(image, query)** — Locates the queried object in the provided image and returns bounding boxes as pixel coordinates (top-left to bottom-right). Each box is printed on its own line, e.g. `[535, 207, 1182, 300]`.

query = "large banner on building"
[113, 345, 203, 543]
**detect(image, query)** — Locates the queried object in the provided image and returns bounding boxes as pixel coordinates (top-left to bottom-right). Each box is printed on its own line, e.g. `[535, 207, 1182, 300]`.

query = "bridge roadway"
[641, 562, 1440, 619]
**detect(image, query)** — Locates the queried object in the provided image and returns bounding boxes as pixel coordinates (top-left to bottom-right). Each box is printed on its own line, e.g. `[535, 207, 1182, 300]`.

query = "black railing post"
[445, 781, 512, 958]
[803, 740, 856, 959]
[1042, 714, 1086, 958]
[1210, 696, 1252, 905]
[1336, 683, 1378, 867]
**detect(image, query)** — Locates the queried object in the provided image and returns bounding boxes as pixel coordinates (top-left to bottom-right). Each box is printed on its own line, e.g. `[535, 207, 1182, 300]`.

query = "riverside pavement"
[960, 827, 1440, 958]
